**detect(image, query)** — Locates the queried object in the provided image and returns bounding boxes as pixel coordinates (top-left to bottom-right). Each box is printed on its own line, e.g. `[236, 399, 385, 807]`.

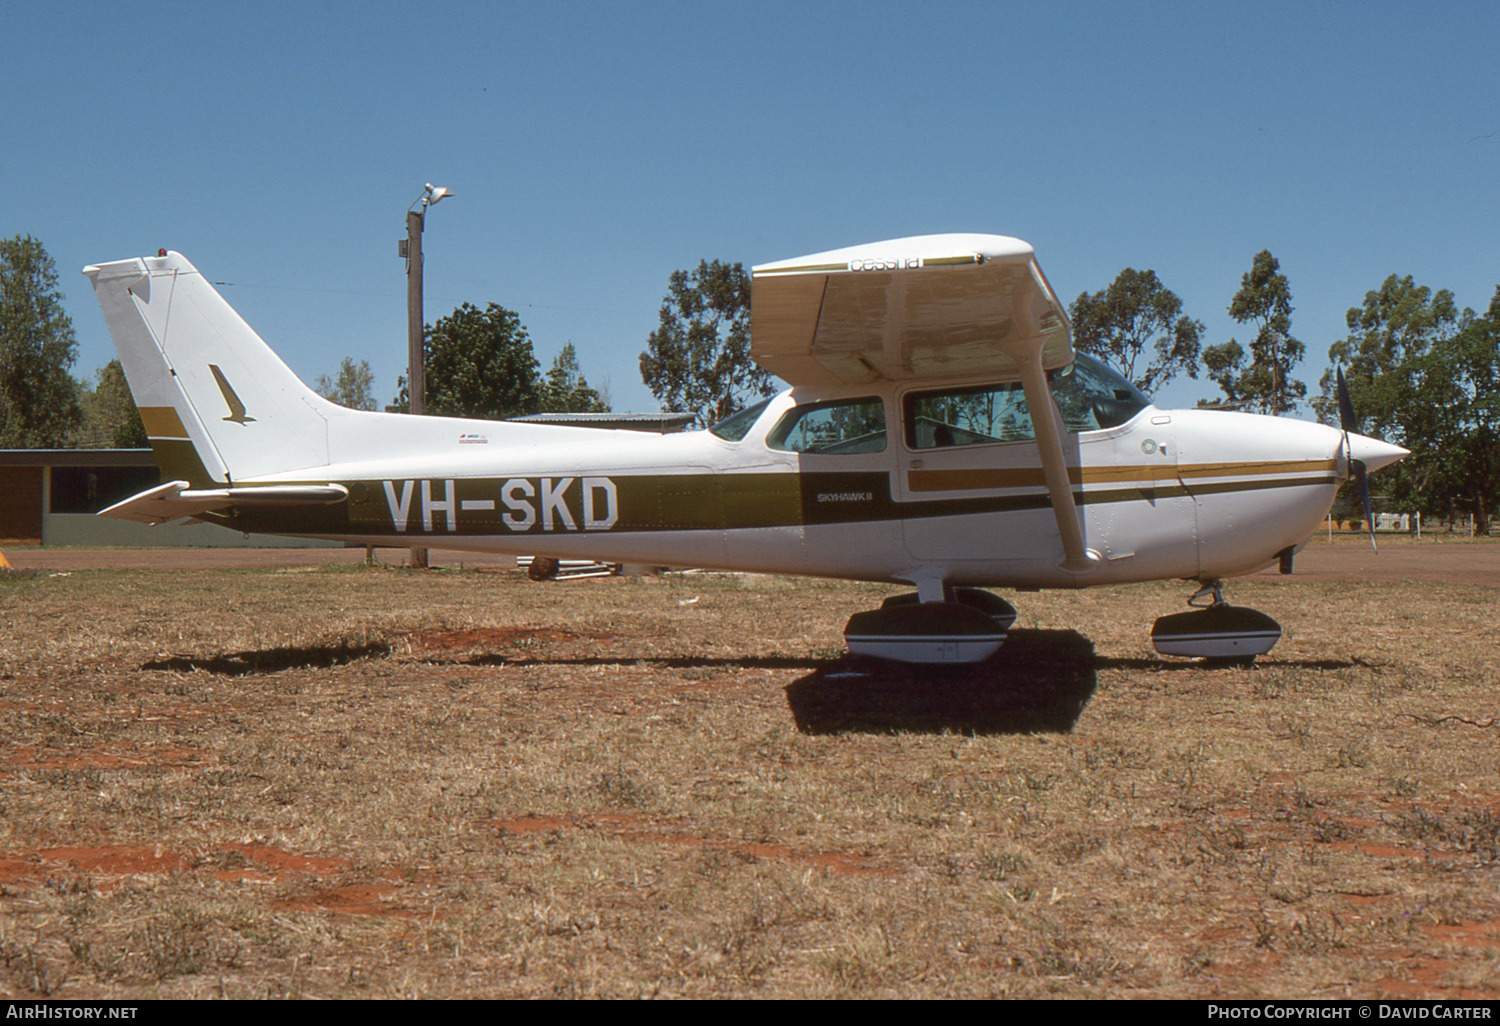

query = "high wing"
[753, 234, 1093, 573]
[750, 233, 1072, 387]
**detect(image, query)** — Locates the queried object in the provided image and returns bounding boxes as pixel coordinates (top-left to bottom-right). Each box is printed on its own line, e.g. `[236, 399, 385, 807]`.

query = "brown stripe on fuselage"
[216, 466, 1336, 540]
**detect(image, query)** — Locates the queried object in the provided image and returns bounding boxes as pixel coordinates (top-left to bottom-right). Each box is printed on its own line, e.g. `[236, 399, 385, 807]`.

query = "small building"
[2, 412, 696, 548]
[0, 449, 336, 549]
[1, 448, 158, 547]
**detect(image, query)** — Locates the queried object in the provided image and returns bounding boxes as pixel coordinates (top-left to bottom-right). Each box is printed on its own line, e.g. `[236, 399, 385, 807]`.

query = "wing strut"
[1011, 342, 1102, 575]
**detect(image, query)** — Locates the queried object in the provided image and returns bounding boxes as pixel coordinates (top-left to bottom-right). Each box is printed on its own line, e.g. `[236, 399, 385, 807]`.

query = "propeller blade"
[1336, 366, 1377, 549]
[1354, 458, 1377, 552]
[1336, 365, 1358, 434]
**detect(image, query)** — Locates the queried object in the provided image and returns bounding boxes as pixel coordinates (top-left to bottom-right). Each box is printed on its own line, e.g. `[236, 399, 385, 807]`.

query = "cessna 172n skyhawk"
[85, 235, 1407, 664]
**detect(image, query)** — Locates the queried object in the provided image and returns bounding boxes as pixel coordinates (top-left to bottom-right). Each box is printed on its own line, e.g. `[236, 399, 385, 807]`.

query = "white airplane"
[84, 235, 1407, 664]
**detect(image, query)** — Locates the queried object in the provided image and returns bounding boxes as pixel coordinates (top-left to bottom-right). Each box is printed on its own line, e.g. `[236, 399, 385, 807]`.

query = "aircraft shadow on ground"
[137, 635, 1356, 729]
[445, 654, 826, 671]
[142, 647, 827, 676]
[1095, 655, 1361, 672]
[143, 641, 393, 677]
[784, 629, 1097, 736]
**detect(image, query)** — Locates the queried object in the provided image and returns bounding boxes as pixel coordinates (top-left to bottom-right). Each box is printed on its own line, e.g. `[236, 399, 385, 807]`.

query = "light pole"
[401, 183, 452, 568]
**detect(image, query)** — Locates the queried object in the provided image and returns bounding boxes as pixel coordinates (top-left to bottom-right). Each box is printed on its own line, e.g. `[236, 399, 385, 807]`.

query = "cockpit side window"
[905, 382, 1032, 449]
[766, 397, 886, 454]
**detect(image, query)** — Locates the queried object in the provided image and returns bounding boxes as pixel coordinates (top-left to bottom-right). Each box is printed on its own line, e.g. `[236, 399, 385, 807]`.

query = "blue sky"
[7, 0, 1497, 416]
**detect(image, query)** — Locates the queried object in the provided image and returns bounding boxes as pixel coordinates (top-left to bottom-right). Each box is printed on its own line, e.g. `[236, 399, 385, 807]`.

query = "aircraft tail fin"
[84, 252, 336, 485]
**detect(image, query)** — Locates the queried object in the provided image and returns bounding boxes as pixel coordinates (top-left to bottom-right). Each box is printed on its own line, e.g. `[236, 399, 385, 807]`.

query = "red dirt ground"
[2, 539, 1495, 996]
[488, 813, 894, 877]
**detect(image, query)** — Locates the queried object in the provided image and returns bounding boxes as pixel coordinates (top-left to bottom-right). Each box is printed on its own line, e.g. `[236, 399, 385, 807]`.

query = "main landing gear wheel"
[844, 588, 1017, 664]
[1150, 580, 1281, 666]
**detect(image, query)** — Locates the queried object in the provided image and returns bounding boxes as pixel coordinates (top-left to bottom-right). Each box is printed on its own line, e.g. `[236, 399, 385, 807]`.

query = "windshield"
[707, 398, 772, 442]
[1050, 353, 1152, 431]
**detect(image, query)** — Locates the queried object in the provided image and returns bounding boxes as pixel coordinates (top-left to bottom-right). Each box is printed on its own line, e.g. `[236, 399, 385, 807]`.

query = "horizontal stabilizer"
[98, 481, 349, 526]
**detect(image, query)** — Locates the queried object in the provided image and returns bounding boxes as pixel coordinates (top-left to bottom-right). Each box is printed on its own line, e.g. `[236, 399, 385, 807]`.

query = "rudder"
[84, 252, 336, 484]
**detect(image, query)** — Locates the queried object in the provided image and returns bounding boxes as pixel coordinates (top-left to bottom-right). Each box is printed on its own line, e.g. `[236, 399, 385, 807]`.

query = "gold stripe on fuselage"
[906, 458, 1334, 493]
[138, 406, 190, 439]
[1176, 458, 1336, 479]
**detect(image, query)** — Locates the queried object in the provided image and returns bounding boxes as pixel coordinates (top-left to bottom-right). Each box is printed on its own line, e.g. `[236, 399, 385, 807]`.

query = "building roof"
[0, 448, 157, 468]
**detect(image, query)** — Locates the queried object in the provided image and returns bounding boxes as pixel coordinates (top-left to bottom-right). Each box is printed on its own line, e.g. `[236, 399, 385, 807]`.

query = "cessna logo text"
[383, 477, 618, 533]
[848, 257, 921, 272]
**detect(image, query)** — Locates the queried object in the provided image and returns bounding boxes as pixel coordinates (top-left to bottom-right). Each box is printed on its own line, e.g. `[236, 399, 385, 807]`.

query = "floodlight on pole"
[402, 182, 453, 569]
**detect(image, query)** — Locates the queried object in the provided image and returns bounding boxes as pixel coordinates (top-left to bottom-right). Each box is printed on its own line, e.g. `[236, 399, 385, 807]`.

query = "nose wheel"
[1151, 579, 1281, 666]
[1187, 580, 1227, 608]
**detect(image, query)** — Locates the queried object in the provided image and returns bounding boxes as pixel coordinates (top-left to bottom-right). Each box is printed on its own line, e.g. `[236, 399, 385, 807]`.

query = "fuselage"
[85, 246, 1405, 599]
[223, 373, 1372, 593]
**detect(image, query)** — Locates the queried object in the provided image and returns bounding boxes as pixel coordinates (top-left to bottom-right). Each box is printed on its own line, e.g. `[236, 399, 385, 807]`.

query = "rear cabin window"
[767, 397, 886, 455]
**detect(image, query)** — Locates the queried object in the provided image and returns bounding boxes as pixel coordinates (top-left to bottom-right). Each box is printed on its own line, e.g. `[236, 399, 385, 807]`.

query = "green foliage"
[74, 359, 147, 448]
[1068, 268, 1204, 394]
[639, 260, 775, 424]
[1319, 274, 1468, 441]
[1321, 275, 1495, 531]
[314, 357, 377, 411]
[1203, 251, 1305, 414]
[1319, 274, 1453, 518]
[540, 343, 608, 413]
[1, 235, 80, 447]
[389, 303, 542, 418]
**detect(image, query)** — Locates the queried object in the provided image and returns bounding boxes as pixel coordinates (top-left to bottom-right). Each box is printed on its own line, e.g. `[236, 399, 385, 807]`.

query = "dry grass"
[1, 559, 1498, 998]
